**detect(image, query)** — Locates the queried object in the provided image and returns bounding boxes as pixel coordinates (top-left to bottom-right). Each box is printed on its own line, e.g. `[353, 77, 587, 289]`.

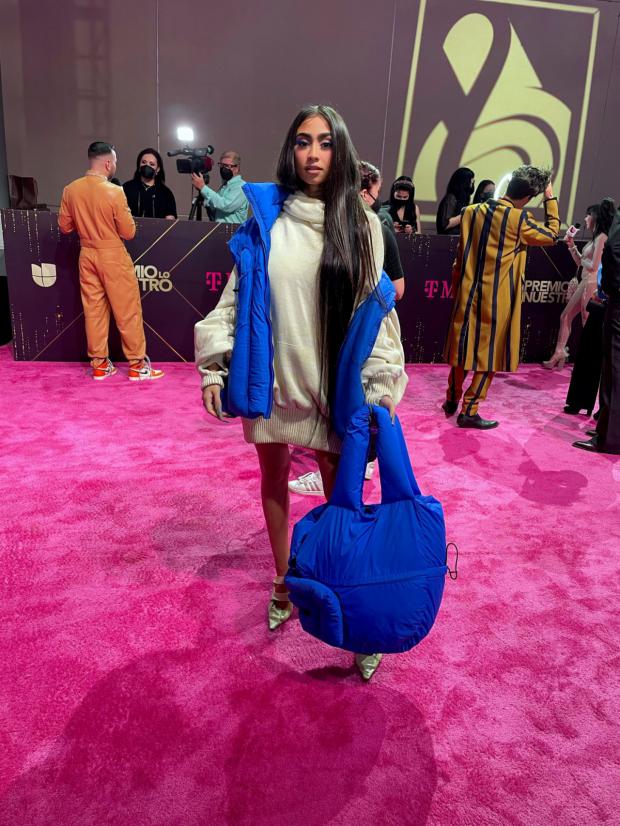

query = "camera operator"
[190, 150, 248, 224]
[123, 148, 177, 220]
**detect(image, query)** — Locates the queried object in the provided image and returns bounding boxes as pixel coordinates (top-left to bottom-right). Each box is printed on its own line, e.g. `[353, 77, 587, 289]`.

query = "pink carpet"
[1, 344, 618, 826]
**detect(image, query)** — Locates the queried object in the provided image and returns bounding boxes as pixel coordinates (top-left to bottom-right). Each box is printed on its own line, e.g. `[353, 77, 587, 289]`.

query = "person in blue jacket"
[195, 105, 408, 680]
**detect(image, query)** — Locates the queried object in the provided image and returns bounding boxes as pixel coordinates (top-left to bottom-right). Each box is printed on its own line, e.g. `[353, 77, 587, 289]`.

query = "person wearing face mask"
[58, 142, 164, 381]
[473, 179, 495, 204]
[388, 176, 421, 235]
[436, 167, 475, 235]
[122, 148, 177, 220]
[190, 150, 249, 224]
[359, 162, 405, 298]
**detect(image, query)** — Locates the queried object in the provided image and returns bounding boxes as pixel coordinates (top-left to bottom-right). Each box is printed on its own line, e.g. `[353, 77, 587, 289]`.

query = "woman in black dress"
[123, 148, 177, 220]
[387, 176, 421, 235]
[564, 198, 616, 415]
[436, 167, 475, 235]
[473, 179, 495, 204]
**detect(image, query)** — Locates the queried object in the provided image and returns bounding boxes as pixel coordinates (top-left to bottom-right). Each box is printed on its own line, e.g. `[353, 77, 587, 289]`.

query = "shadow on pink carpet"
[1, 345, 618, 825]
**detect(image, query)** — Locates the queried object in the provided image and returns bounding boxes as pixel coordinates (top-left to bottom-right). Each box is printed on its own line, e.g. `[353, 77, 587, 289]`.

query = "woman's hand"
[379, 395, 396, 423]
[202, 385, 229, 421]
[566, 276, 579, 301]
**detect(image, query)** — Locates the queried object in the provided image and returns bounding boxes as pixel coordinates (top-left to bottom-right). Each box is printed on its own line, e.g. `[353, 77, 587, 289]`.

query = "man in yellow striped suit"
[443, 166, 560, 428]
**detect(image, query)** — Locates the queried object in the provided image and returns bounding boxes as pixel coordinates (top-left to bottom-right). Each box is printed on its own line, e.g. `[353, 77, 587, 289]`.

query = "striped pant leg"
[447, 366, 467, 404]
[463, 371, 494, 416]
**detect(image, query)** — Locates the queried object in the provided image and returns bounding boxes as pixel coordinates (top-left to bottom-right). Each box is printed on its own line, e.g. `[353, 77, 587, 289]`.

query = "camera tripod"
[188, 190, 205, 221]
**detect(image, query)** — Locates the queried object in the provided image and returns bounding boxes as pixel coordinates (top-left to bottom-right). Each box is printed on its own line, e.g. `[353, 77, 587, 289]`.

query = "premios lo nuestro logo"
[134, 264, 172, 292]
[397, 0, 599, 225]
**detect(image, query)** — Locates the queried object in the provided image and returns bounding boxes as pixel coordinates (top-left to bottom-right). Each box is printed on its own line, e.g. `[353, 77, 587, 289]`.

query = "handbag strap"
[375, 406, 421, 503]
[329, 404, 421, 509]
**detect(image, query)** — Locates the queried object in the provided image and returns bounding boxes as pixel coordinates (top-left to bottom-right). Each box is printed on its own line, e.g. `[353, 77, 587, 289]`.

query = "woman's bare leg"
[555, 281, 585, 353]
[315, 450, 340, 499]
[255, 443, 291, 594]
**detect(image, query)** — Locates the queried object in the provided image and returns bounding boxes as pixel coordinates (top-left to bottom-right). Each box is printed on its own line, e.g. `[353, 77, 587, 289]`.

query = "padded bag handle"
[330, 405, 421, 510]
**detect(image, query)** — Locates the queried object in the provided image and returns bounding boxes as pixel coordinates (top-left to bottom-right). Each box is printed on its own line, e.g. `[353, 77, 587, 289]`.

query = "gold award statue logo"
[397, 0, 599, 224]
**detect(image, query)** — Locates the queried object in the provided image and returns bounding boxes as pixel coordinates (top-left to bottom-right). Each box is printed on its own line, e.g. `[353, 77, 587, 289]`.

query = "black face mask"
[220, 167, 234, 183]
[140, 165, 156, 181]
[370, 194, 382, 214]
[393, 195, 410, 204]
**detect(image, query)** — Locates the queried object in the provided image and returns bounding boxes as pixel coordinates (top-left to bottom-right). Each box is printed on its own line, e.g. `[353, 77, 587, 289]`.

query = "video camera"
[167, 145, 214, 183]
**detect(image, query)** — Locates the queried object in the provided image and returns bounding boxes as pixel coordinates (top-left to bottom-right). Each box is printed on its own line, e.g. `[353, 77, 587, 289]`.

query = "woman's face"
[294, 115, 333, 194]
[585, 212, 594, 232]
[140, 153, 159, 174]
[394, 187, 410, 203]
[483, 182, 495, 196]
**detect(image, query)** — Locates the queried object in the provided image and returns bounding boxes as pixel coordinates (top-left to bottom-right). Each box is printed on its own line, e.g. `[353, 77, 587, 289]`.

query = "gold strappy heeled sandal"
[355, 653, 383, 681]
[268, 575, 293, 631]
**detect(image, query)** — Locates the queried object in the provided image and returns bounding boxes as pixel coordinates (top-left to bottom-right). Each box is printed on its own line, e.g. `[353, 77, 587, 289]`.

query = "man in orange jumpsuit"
[59, 141, 164, 381]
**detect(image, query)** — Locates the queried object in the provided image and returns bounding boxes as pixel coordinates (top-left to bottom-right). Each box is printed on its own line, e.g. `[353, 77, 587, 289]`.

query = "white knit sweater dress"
[195, 191, 408, 453]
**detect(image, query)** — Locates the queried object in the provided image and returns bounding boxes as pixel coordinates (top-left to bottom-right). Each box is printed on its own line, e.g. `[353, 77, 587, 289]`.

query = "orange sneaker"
[92, 358, 117, 381]
[128, 356, 164, 381]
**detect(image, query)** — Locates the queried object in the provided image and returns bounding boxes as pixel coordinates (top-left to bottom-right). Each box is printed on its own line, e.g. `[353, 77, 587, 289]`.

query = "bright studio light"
[494, 173, 512, 200]
[176, 126, 194, 143]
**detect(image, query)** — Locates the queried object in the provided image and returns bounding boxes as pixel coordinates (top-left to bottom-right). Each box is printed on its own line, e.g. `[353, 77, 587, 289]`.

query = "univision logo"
[32, 263, 57, 287]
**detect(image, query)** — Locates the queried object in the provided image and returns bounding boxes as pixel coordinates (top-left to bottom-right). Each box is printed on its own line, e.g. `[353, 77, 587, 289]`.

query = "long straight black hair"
[586, 197, 615, 238]
[446, 167, 475, 210]
[473, 179, 495, 204]
[276, 104, 378, 408]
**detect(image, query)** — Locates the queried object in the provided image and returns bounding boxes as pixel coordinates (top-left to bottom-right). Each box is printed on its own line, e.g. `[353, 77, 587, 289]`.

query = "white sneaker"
[288, 471, 324, 496]
[364, 461, 376, 480]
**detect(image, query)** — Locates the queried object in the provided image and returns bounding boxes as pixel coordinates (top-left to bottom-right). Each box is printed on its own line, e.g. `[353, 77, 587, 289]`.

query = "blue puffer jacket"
[222, 183, 396, 440]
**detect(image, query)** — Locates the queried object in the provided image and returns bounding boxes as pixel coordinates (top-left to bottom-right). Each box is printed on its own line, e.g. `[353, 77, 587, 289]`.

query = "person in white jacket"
[195, 105, 407, 681]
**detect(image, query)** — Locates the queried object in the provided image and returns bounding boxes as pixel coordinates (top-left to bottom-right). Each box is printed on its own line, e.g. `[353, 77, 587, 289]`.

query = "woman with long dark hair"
[287, 159, 405, 498]
[436, 167, 475, 234]
[387, 176, 421, 234]
[543, 197, 615, 370]
[195, 105, 407, 680]
[564, 198, 616, 414]
[473, 179, 495, 204]
[122, 147, 177, 219]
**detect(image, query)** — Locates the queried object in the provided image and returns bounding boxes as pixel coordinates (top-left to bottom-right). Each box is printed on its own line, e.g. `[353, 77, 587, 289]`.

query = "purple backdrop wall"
[0, 0, 618, 221]
[2, 209, 580, 365]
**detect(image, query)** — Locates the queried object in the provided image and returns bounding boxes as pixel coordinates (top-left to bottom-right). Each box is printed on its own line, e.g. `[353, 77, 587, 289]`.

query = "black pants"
[565, 308, 604, 414]
[596, 301, 620, 454]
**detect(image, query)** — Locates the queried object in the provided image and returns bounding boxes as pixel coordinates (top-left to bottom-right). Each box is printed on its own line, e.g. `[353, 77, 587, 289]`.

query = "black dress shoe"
[457, 413, 499, 429]
[442, 400, 459, 417]
[585, 429, 597, 437]
[564, 405, 583, 415]
[572, 438, 599, 452]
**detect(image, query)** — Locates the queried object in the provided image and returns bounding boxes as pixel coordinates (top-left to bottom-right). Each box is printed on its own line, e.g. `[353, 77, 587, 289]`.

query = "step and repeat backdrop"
[2, 209, 579, 364]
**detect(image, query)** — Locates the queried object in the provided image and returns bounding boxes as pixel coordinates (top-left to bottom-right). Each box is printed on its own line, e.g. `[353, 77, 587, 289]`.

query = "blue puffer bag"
[285, 405, 447, 655]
